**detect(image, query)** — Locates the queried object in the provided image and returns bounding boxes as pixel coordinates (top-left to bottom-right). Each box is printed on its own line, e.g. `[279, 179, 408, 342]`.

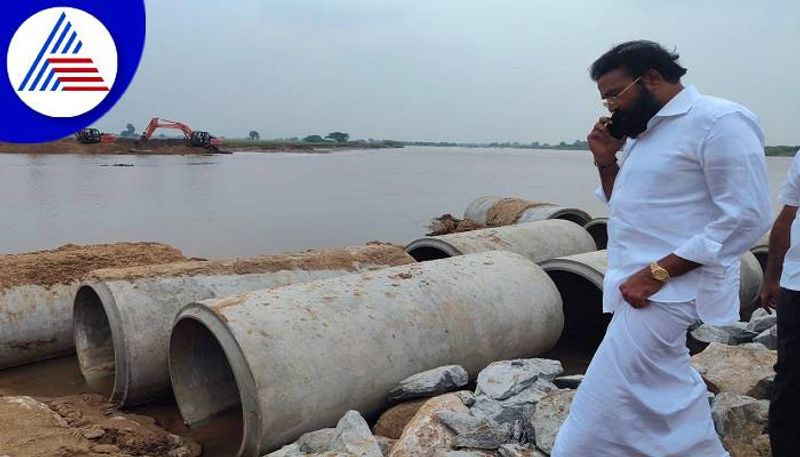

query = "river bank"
[0, 139, 402, 156]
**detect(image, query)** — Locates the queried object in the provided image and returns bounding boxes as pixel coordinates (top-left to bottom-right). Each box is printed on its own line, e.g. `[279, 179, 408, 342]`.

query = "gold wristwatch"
[650, 262, 671, 282]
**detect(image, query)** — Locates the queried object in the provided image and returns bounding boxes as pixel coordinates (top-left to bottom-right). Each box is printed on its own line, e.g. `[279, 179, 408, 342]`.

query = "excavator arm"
[139, 117, 194, 142]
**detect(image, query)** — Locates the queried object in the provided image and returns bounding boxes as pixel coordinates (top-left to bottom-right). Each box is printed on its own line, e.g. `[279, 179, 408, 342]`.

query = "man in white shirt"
[760, 150, 800, 457]
[552, 41, 772, 456]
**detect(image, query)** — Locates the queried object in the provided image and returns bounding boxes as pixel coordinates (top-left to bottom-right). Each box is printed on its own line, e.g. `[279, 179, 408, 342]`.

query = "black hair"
[590, 40, 687, 83]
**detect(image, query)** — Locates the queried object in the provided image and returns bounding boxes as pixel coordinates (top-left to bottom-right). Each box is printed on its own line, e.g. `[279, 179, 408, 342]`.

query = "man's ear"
[642, 69, 663, 92]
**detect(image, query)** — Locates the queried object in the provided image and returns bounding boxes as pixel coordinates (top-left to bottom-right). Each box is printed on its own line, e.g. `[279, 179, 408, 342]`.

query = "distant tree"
[119, 123, 136, 138]
[304, 135, 325, 143]
[325, 132, 349, 143]
[249, 130, 260, 141]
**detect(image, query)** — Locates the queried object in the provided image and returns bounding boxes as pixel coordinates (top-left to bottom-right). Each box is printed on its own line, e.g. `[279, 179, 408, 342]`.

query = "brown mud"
[0, 242, 186, 290]
[86, 244, 414, 282]
[484, 198, 548, 226]
[0, 139, 399, 156]
[426, 214, 486, 236]
[0, 356, 236, 456]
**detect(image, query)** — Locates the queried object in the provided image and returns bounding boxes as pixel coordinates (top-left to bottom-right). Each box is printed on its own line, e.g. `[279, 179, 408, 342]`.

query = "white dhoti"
[551, 300, 730, 457]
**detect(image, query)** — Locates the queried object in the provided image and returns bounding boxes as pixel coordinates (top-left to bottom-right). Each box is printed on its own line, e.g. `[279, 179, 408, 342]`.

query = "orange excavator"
[138, 117, 222, 149]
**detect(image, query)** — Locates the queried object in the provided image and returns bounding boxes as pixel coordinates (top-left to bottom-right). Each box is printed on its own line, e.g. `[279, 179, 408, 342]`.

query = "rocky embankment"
[264, 308, 779, 457]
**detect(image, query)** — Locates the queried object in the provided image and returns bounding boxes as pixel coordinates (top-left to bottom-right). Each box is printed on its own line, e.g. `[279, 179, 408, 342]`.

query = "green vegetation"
[765, 145, 799, 157]
[402, 140, 798, 156]
[400, 140, 590, 150]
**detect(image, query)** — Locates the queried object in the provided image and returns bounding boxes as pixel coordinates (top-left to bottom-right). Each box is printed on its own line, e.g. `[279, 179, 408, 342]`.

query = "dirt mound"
[86, 244, 414, 282]
[0, 394, 200, 457]
[485, 198, 547, 226]
[426, 214, 486, 236]
[0, 242, 186, 290]
[0, 139, 224, 156]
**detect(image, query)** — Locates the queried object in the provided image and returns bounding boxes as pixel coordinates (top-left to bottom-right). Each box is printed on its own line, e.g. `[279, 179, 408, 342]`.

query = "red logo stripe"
[58, 77, 105, 82]
[62, 86, 109, 91]
[53, 67, 99, 73]
[48, 57, 94, 64]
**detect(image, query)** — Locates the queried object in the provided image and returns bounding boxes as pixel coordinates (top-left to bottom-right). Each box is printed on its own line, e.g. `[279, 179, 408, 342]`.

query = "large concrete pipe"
[73, 245, 414, 407]
[464, 196, 592, 227]
[540, 250, 766, 351]
[404, 219, 596, 262]
[750, 232, 770, 274]
[739, 249, 766, 320]
[0, 243, 185, 370]
[583, 217, 609, 250]
[169, 251, 564, 456]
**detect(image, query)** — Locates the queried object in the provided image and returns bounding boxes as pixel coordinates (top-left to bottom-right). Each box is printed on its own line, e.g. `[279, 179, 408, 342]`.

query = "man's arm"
[597, 162, 619, 201]
[620, 111, 773, 308]
[588, 116, 623, 202]
[761, 206, 798, 310]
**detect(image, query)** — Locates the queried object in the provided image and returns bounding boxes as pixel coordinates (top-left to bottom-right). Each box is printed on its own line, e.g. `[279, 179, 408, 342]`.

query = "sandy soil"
[484, 198, 546, 226]
[426, 214, 486, 236]
[0, 243, 186, 290]
[0, 139, 223, 156]
[0, 139, 398, 156]
[86, 244, 414, 282]
[0, 394, 201, 457]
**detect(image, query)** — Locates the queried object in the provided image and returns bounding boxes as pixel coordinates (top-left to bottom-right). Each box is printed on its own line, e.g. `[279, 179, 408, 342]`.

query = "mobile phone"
[606, 112, 626, 140]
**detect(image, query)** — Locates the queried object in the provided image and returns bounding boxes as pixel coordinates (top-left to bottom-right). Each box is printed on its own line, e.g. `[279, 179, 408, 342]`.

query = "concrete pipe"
[583, 217, 609, 250]
[169, 251, 564, 456]
[73, 245, 414, 407]
[540, 250, 766, 349]
[404, 219, 596, 262]
[0, 243, 185, 370]
[464, 196, 592, 227]
[750, 232, 770, 274]
[739, 250, 766, 321]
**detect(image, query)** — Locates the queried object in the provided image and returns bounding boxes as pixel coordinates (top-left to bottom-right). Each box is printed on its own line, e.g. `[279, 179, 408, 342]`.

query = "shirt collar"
[652, 84, 700, 119]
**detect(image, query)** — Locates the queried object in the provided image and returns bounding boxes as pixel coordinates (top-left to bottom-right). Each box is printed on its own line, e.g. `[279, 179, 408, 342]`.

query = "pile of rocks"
[264, 309, 778, 457]
[687, 307, 778, 352]
[265, 362, 578, 457]
[689, 311, 778, 457]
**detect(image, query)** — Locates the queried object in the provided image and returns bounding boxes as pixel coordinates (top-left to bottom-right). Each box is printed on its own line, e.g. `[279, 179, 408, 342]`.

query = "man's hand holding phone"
[588, 117, 624, 167]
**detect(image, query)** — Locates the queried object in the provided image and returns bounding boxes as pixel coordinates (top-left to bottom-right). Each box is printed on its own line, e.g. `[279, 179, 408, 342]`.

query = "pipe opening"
[170, 318, 244, 456]
[752, 250, 768, 274]
[545, 270, 611, 367]
[584, 223, 608, 250]
[406, 246, 452, 262]
[554, 212, 590, 226]
[73, 285, 115, 395]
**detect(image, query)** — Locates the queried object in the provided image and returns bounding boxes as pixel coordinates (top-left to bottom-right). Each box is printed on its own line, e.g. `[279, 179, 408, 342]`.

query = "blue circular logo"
[1, 1, 145, 143]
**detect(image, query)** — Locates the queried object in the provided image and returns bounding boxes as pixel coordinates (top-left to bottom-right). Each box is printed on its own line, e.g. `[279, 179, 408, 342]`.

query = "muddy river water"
[0, 147, 792, 258]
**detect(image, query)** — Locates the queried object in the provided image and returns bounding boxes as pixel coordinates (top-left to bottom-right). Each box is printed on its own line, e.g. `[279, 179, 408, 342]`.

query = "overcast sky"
[96, 0, 800, 145]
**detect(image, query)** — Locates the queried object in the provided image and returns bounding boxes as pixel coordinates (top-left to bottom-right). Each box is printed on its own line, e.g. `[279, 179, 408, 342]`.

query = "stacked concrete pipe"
[750, 232, 771, 274]
[404, 219, 597, 262]
[583, 217, 609, 250]
[72, 245, 414, 406]
[0, 242, 185, 370]
[540, 250, 766, 350]
[168, 251, 564, 456]
[464, 196, 592, 227]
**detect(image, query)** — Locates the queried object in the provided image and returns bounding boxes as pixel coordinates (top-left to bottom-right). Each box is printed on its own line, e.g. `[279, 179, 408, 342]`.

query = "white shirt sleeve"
[673, 111, 773, 267]
[777, 150, 800, 207]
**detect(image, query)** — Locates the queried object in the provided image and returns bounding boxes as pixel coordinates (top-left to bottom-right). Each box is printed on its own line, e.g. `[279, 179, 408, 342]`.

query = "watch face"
[654, 269, 668, 281]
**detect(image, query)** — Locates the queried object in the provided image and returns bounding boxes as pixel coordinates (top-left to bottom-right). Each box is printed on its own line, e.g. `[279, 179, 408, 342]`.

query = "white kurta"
[553, 86, 772, 456]
[778, 150, 800, 291]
